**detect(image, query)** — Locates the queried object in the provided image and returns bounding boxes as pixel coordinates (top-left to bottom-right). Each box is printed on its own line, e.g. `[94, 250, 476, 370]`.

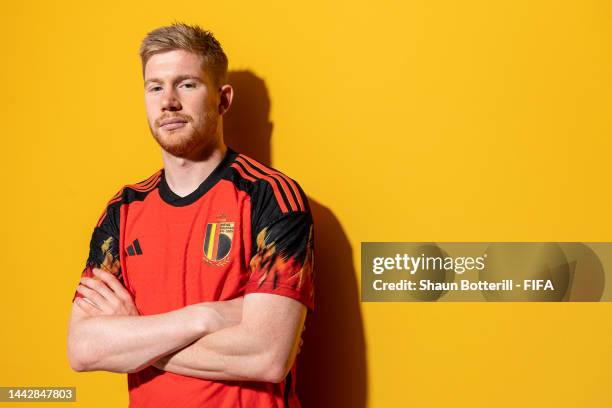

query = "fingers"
[80, 277, 116, 302]
[78, 273, 123, 312]
[75, 283, 110, 311]
[74, 297, 102, 315]
[92, 268, 132, 301]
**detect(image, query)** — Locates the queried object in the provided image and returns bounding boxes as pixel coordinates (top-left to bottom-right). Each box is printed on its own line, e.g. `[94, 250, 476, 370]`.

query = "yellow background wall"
[2, 1, 611, 407]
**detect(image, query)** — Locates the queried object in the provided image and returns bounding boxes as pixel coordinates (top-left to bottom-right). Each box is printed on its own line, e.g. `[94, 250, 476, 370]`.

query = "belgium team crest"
[203, 220, 235, 265]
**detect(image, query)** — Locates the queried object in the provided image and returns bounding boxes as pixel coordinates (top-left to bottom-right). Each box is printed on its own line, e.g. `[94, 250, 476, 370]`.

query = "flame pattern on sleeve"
[73, 209, 124, 302]
[90, 236, 122, 277]
[248, 212, 315, 309]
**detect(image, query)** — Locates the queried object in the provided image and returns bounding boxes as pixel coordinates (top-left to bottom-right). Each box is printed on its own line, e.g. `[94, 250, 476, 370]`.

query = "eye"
[181, 82, 197, 89]
[148, 86, 162, 92]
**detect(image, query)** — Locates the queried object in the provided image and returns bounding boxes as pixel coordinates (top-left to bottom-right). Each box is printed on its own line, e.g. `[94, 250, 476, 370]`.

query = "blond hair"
[139, 22, 228, 86]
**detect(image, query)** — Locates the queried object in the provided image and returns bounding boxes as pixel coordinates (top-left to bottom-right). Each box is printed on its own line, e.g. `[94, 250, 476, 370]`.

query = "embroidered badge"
[203, 216, 234, 266]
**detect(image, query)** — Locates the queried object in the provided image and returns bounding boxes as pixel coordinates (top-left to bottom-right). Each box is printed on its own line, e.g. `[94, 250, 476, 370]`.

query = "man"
[67, 22, 314, 408]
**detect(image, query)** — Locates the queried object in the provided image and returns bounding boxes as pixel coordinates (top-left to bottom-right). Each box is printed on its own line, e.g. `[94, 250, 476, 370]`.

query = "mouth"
[159, 117, 189, 131]
[160, 121, 187, 131]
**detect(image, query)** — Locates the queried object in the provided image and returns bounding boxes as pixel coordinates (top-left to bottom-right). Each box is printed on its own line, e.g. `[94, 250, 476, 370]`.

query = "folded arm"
[154, 212, 315, 382]
[154, 292, 306, 383]
[68, 303, 205, 373]
[67, 268, 241, 374]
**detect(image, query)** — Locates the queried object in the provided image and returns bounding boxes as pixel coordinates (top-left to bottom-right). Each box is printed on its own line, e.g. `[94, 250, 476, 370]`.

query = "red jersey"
[73, 148, 314, 407]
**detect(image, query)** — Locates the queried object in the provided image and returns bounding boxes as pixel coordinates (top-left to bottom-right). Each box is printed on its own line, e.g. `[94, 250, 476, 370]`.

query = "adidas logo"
[126, 239, 143, 256]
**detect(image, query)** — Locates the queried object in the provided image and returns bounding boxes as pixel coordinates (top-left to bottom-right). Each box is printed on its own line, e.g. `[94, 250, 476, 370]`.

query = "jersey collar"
[158, 147, 238, 207]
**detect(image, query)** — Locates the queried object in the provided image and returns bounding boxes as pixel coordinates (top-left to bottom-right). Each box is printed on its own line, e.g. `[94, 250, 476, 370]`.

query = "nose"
[161, 88, 181, 111]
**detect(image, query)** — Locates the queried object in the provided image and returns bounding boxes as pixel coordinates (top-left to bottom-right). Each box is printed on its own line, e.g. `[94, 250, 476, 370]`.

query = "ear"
[218, 84, 234, 115]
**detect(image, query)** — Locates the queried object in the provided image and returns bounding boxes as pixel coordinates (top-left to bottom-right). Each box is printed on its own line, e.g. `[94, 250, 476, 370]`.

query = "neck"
[161, 139, 228, 198]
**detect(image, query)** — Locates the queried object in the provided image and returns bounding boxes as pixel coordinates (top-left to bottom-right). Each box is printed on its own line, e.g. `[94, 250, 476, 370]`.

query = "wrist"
[184, 304, 209, 336]
[186, 304, 222, 336]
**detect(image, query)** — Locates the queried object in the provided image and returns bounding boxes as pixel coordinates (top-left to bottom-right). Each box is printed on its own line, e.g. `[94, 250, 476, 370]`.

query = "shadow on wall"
[224, 71, 367, 408]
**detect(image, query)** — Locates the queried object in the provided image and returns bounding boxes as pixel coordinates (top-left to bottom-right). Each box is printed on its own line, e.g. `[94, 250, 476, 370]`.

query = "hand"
[74, 268, 139, 317]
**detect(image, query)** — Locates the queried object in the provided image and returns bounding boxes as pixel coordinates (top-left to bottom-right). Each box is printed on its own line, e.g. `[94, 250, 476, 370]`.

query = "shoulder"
[226, 152, 309, 210]
[225, 152, 310, 227]
[94, 170, 163, 228]
[108, 170, 163, 206]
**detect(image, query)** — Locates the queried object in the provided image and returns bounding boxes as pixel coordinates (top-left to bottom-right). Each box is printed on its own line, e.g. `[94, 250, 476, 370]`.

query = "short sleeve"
[72, 201, 124, 302]
[245, 212, 315, 311]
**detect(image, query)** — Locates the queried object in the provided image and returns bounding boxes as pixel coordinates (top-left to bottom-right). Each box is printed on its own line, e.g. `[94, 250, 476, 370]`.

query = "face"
[143, 49, 222, 158]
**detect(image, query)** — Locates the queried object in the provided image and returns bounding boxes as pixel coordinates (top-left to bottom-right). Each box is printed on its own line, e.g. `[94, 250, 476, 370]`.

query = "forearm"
[68, 304, 206, 373]
[157, 299, 305, 383]
[159, 323, 279, 382]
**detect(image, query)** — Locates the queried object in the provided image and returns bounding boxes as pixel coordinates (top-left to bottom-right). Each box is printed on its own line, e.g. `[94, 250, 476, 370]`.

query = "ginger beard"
[149, 103, 219, 158]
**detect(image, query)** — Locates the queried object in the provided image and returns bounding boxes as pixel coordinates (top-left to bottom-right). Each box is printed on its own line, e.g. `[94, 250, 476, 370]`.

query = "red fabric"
[74, 152, 313, 407]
